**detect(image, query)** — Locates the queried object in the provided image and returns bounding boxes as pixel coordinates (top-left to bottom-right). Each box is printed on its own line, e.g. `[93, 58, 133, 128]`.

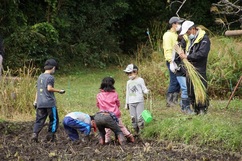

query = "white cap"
[179, 20, 195, 35]
[123, 64, 138, 73]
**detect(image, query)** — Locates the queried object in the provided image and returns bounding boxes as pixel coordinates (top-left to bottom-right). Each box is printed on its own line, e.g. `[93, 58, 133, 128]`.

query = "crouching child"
[63, 112, 97, 142]
[93, 111, 126, 145]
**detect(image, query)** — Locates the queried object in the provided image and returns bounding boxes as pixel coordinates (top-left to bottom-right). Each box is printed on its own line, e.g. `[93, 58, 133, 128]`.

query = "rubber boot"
[166, 93, 174, 107]
[116, 133, 126, 145]
[46, 132, 56, 142]
[181, 98, 193, 114]
[198, 104, 208, 115]
[193, 103, 200, 115]
[31, 133, 38, 142]
[126, 134, 135, 143]
[172, 92, 179, 104]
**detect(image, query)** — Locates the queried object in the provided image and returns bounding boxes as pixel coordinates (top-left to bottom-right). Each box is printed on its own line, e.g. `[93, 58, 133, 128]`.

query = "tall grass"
[208, 36, 242, 98]
[0, 66, 38, 118]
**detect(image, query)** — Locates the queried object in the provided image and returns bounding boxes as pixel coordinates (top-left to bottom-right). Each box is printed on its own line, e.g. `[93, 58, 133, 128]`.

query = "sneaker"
[117, 134, 126, 145]
[134, 127, 139, 136]
[105, 137, 111, 144]
[31, 133, 38, 143]
[46, 133, 56, 142]
[126, 134, 135, 143]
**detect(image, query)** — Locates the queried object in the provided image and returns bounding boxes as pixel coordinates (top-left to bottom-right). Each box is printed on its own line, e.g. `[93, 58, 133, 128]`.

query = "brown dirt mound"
[0, 121, 241, 161]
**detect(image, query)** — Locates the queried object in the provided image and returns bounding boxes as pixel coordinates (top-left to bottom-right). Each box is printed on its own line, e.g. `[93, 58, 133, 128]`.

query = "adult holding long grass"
[163, 16, 183, 107]
[178, 20, 210, 115]
[31, 59, 66, 142]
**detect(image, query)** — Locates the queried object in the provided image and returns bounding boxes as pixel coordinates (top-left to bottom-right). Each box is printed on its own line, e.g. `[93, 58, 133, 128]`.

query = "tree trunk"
[225, 30, 242, 36]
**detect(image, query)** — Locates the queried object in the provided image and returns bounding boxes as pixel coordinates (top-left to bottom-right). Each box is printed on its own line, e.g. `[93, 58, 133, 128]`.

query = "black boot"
[172, 92, 179, 104]
[166, 93, 174, 107]
[181, 98, 193, 114]
[46, 132, 56, 142]
[31, 133, 39, 142]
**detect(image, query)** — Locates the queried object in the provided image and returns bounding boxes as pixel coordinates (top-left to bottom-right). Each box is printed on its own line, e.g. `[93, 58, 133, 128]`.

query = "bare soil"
[0, 121, 241, 161]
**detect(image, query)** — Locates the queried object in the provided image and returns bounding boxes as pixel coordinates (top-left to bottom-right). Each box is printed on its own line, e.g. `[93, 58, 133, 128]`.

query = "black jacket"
[187, 34, 210, 74]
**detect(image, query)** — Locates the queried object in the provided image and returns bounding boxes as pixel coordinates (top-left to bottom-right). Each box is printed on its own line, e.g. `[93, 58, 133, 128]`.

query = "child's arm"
[141, 78, 149, 94]
[47, 85, 65, 94]
[125, 82, 129, 109]
[33, 92, 37, 108]
[116, 92, 120, 108]
[96, 96, 100, 109]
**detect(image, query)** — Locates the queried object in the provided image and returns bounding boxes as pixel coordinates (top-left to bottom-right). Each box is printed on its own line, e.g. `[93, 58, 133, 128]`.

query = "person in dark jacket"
[178, 20, 210, 115]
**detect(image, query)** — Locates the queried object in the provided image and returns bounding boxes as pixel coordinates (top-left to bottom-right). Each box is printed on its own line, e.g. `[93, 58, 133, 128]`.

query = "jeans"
[94, 113, 122, 138]
[176, 76, 188, 99]
[166, 61, 180, 93]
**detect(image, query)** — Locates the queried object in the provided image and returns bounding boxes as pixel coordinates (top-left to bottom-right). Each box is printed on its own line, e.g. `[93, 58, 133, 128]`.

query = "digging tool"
[225, 76, 242, 109]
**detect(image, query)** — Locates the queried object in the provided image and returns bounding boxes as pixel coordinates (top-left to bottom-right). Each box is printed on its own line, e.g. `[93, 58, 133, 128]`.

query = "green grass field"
[55, 67, 242, 152]
[0, 66, 241, 152]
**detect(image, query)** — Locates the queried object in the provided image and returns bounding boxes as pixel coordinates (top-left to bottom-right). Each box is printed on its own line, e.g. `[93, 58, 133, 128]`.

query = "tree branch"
[212, 0, 242, 29]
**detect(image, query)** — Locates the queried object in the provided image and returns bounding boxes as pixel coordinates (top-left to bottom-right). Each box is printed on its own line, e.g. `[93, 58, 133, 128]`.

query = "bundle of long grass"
[174, 45, 207, 105]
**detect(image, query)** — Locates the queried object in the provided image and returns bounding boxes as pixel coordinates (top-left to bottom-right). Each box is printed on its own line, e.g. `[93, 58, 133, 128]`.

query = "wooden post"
[225, 76, 242, 109]
[225, 30, 242, 36]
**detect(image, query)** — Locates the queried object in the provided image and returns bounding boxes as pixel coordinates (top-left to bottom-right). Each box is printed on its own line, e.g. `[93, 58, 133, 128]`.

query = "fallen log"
[225, 30, 242, 36]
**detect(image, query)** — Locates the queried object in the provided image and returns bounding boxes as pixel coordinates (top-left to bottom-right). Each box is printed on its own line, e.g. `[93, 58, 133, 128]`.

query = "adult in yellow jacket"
[163, 17, 183, 107]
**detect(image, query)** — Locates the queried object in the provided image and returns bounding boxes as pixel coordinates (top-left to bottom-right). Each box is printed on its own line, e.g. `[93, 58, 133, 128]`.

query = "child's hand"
[33, 102, 37, 109]
[59, 89, 65, 94]
[125, 104, 129, 110]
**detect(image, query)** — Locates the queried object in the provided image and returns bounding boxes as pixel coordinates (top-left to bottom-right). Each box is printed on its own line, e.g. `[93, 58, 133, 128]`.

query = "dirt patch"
[0, 121, 241, 161]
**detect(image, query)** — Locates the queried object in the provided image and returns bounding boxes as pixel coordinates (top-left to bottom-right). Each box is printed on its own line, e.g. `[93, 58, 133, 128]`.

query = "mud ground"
[0, 121, 241, 161]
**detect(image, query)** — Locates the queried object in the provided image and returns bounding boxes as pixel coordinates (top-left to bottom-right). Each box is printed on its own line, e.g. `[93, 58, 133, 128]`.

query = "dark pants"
[94, 113, 122, 139]
[33, 107, 59, 134]
[166, 61, 180, 93]
[63, 116, 91, 141]
[186, 72, 209, 112]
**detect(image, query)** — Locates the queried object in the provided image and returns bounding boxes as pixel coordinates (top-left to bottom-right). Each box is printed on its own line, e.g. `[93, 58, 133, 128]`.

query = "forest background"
[0, 0, 242, 99]
[0, 0, 242, 153]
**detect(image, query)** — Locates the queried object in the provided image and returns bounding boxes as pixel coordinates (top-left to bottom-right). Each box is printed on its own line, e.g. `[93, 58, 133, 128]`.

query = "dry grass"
[174, 45, 207, 104]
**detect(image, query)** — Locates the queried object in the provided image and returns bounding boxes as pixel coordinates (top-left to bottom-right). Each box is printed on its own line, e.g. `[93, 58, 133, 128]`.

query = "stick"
[225, 76, 242, 109]
[146, 28, 154, 51]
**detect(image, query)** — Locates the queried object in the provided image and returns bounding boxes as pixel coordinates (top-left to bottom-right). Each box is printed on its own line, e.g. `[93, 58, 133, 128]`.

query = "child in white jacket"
[124, 64, 149, 135]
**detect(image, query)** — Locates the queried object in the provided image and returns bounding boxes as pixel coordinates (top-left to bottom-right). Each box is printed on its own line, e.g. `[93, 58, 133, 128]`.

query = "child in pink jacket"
[96, 77, 134, 144]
